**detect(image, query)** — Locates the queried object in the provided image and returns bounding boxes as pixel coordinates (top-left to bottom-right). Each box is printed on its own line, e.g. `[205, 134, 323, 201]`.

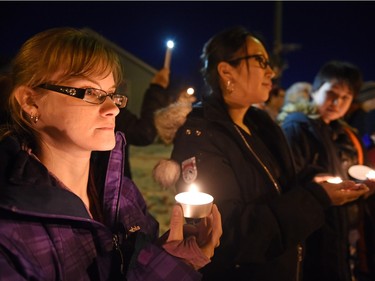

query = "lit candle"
[366, 170, 375, 180]
[164, 40, 174, 69]
[327, 177, 343, 184]
[186, 87, 195, 95]
[175, 183, 213, 218]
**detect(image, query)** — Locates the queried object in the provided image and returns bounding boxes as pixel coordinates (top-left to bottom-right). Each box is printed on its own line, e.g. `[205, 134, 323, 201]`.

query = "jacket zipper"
[296, 242, 303, 281]
[113, 233, 125, 275]
[234, 124, 302, 281]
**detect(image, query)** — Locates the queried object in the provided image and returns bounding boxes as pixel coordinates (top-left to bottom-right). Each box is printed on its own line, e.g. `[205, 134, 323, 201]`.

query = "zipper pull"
[113, 234, 125, 275]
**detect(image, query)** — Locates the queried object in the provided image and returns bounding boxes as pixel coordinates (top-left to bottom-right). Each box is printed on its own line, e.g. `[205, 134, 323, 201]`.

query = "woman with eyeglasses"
[0, 27, 222, 280]
[154, 26, 369, 280]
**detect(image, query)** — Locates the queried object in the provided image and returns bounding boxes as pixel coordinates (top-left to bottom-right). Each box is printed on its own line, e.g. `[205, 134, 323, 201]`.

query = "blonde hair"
[4, 27, 123, 148]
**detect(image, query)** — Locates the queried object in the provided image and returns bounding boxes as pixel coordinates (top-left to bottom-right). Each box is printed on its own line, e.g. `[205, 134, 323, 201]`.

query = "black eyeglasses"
[226, 54, 272, 70]
[38, 84, 128, 108]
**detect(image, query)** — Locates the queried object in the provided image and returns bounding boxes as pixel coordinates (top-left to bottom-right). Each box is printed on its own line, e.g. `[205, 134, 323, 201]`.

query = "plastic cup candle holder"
[175, 184, 213, 219]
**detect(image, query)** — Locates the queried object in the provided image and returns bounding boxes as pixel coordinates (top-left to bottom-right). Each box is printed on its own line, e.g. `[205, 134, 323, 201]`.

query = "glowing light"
[166, 40, 174, 49]
[327, 177, 343, 184]
[164, 40, 175, 69]
[366, 170, 375, 179]
[175, 191, 213, 205]
[186, 87, 195, 95]
[175, 183, 213, 218]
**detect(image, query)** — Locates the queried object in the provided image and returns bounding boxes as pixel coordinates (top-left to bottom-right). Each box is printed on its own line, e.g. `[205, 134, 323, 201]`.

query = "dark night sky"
[1, 1, 374, 94]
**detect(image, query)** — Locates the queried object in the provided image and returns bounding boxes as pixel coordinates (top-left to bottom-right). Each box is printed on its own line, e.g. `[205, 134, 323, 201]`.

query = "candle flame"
[166, 40, 174, 49]
[188, 183, 199, 192]
[186, 87, 195, 95]
[327, 177, 343, 184]
[366, 170, 375, 179]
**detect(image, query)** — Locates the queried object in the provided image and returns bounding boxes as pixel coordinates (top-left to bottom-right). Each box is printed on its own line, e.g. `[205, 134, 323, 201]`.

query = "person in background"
[153, 26, 369, 281]
[284, 81, 312, 105]
[280, 61, 375, 281]
[346, 81, 375, 167]
[116, 67, 172, 178]
[0, 27, 222, 280]
[277, 81, 312, 124]
[263, 85, 285, 121]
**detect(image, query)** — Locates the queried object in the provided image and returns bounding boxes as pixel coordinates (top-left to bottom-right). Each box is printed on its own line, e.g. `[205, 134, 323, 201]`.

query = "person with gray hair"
[284, 81, 312, 105]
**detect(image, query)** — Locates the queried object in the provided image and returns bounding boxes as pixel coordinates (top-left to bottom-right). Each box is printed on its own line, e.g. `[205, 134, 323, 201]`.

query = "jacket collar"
[0, 134, 128, 219]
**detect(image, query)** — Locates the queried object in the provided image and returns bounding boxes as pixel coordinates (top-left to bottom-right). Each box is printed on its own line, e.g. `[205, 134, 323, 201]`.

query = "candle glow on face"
[327, 177, 343, 184]
[366, 170, 375, 179]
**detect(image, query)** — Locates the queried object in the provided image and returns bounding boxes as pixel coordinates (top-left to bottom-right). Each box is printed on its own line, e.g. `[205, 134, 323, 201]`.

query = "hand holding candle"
[175, 183, 214, 218]
[164, 40, 174, 69]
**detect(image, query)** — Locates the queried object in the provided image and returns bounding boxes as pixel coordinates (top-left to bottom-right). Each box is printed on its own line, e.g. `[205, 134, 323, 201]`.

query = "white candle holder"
[175, 191, 213, 219]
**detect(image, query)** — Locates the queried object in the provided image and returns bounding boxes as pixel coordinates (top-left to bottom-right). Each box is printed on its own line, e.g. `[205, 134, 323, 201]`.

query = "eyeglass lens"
[85, 89, 127, 108]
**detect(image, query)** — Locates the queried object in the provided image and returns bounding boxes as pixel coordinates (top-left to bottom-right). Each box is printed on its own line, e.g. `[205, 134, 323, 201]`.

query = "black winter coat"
[170, 96, 331, 281]
[110, 84, 170, 178]
[281, 112, 375, 281]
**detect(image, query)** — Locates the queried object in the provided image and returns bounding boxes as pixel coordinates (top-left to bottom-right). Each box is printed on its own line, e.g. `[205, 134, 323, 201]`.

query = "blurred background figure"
[346, 81, 375, 166]
[280, 61, 375, 281]
[154, 87, 197, 145]
[263, 85, 285, 121]
[115, 67, 173, 178]
[284, 81, 312, 105]
[277, 81, 312, 124]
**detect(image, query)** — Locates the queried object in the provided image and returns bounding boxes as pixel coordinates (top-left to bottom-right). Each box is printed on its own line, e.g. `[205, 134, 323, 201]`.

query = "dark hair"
[265, 86, 284, 104]
[200, 26, 252, 99]
[312, 60, 363, 97]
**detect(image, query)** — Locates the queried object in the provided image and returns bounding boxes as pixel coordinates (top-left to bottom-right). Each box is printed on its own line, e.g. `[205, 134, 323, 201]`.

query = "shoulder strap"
[343, 126, 364, 165]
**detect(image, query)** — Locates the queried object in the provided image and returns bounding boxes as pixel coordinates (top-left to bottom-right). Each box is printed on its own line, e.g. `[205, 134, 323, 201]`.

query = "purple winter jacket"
[0, 132, 201, 280]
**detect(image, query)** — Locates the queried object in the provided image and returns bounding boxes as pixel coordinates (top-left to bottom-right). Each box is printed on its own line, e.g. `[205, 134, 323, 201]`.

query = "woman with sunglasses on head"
[154, 26, 369, 280]
[0, 27, 222, 280]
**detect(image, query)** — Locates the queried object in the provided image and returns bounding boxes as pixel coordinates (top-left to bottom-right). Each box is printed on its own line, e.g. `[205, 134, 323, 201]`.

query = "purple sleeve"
[127, 243, 202, 281]
[0, 255, 27, 280]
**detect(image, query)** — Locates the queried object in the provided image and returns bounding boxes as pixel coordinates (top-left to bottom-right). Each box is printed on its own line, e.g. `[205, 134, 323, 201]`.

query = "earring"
[226, 80, 234, 94]
[30, 114, 39, 124]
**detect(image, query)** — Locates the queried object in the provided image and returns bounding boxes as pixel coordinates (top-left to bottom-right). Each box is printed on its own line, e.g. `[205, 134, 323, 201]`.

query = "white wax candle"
[366, 170, 375, 179]
[164, 40, 174, 69]
[175, 191, 213, 205]
[327, 177, 343, 184]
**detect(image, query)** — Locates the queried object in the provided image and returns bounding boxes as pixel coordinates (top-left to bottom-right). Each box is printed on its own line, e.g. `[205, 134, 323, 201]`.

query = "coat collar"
[0, 133, 127, 219]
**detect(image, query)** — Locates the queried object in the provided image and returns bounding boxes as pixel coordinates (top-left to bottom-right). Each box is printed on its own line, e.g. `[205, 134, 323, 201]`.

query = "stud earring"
[226, 80, 234, 94]
[30, 114, 39, 124]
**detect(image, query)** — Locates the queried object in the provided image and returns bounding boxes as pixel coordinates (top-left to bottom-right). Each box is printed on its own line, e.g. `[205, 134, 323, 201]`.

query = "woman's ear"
[217, 62, 234, 81]
[14, 86, 39, 114]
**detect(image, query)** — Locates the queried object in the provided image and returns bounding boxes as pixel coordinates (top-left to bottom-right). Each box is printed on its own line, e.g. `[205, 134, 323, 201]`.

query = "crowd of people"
[0, 25, 375, 281]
